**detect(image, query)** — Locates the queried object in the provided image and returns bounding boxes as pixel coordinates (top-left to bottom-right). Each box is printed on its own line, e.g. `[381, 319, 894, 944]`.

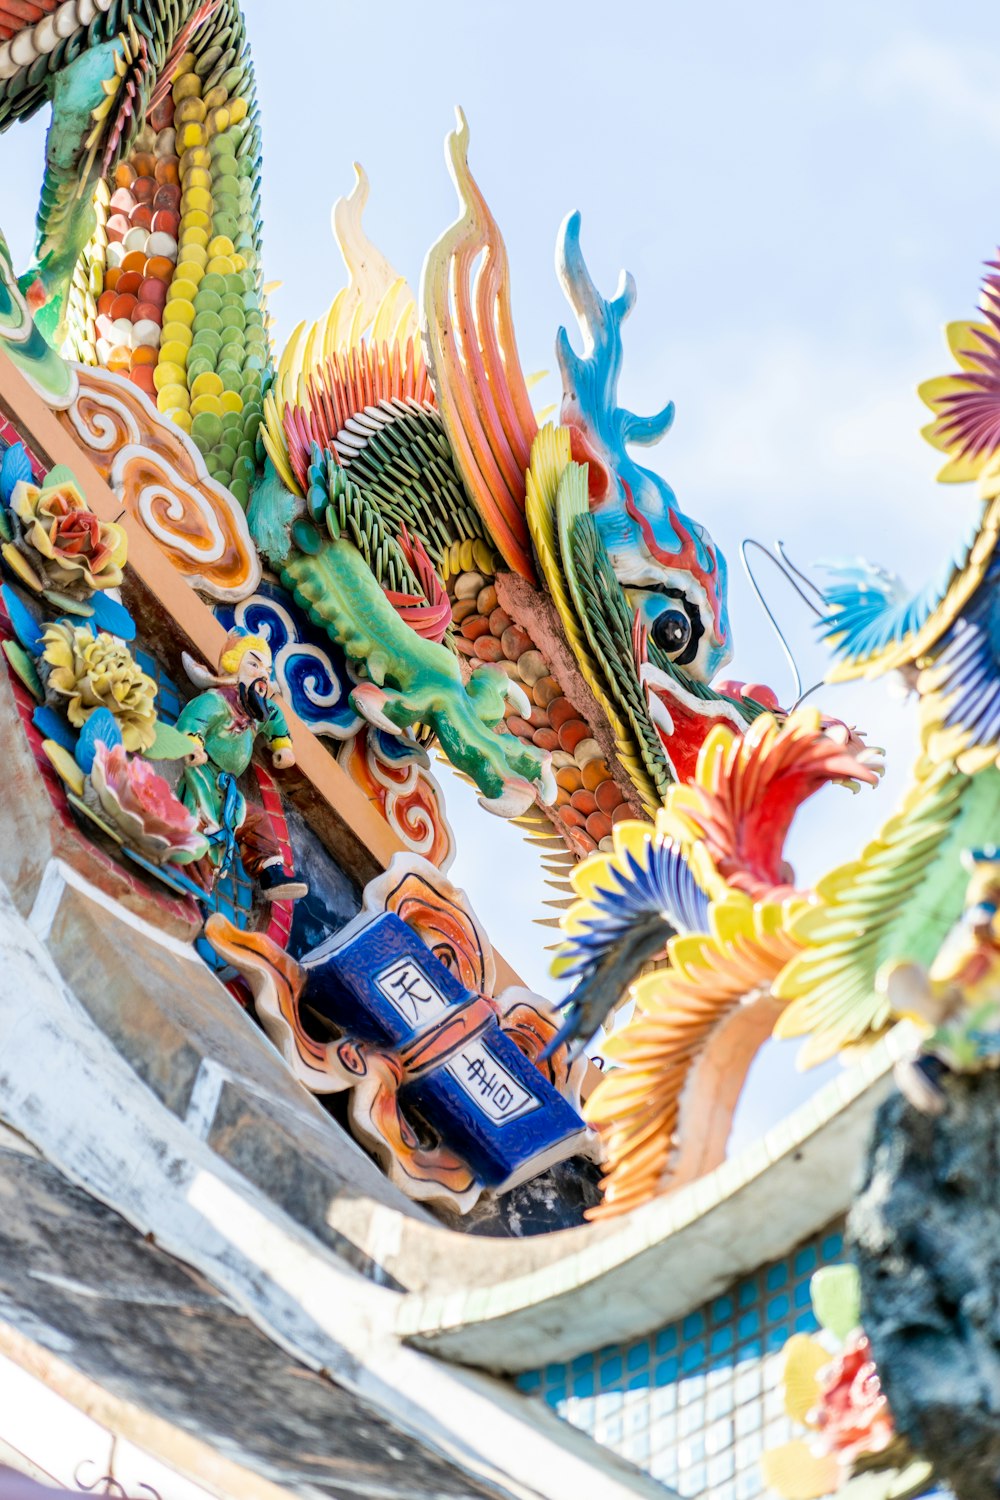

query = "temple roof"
[0, 1139, 507, 1500]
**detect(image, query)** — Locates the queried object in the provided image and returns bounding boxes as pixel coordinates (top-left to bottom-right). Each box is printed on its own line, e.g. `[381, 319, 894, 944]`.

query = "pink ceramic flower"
[90, 742, 208, 865]
[808, 1331, 896, 1468]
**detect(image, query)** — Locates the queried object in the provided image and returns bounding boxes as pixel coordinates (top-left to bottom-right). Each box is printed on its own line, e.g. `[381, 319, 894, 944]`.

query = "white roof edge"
[397, 1029, 913, 1371]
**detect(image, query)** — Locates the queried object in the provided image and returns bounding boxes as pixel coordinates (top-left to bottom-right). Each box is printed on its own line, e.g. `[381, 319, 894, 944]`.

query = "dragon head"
[556, 212, 732, 683]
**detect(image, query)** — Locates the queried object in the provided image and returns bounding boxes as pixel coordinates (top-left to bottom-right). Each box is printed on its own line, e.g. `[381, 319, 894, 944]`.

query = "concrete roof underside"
[0, 1139, 509, 1500]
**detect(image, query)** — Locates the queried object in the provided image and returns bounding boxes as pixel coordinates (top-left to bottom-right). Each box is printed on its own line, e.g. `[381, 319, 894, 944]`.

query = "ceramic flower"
[90, 742, 208, 865]
[8, 474, 127, 594]
[42, 622, 157, 751]
[808, 1330, 895, 1468]
[761, 1332, 899, 1499]
[761, 1266, 932, 1500]
[917, 262, 1000, 484]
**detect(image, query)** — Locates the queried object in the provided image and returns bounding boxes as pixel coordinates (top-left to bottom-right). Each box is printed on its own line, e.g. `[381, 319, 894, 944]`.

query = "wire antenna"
[741, 538, 826, 704]
[775, 539, 828, 610]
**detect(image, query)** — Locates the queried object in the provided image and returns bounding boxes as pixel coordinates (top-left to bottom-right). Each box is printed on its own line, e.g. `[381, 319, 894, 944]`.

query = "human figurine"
[878, 847, 1000, 1114]
[177, 629, 307, 902]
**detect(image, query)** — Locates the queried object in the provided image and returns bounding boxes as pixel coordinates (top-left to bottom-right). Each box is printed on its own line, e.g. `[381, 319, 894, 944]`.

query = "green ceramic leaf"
[145, 721, 202, 762]
[291, 516, 322, 555]
[888, 1460, 936, 1498]
[43, 464, 78, 488]
[40, 589, 93, 616]
[306, 481, 328, 524]
[811, 1264, 861, 1341]
[67, 790, 124, 846]
[2, 638, 42, 700]
[837, 1458, 935, 1500]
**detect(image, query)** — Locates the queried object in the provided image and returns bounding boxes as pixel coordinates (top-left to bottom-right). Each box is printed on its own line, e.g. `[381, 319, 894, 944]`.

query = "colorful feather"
[420, 110, 538, 580]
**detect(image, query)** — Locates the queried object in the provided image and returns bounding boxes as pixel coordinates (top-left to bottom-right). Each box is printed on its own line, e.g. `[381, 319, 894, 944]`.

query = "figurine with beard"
[176, 629, 307, 902]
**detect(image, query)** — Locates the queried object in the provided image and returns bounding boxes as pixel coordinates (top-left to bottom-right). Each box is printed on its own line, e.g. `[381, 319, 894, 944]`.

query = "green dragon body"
[255, 447, 554, 814]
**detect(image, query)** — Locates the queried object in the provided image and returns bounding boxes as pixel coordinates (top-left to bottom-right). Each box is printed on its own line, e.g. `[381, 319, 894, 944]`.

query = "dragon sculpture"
[0, 0, 996, 1221]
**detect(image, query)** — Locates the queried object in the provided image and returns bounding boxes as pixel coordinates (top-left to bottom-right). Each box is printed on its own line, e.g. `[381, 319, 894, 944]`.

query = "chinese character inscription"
[375, 956, 450, 1028]
[446, 1040, 539, 1125]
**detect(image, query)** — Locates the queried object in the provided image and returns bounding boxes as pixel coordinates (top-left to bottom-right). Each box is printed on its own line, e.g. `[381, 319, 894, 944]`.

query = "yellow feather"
[759, 1441, 840, 1500]
[781, 1335, 829, 1423]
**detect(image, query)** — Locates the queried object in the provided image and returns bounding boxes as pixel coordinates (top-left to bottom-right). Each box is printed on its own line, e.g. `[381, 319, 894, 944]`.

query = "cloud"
[673, 334, 931, 499]
[863, 33, 1000, 141]
[660, 325, 983, 598]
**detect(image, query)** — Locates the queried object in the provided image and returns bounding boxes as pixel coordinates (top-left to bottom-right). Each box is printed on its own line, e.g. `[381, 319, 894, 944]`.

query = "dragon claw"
[350, 681, 403, 735]
[478, 776, 541, 818]
[503, 679, 532, 719]
[477, 753, 556, 817]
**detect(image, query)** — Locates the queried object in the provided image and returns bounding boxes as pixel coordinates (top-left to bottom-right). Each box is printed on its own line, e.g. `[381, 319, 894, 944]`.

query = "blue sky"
[2, 1, 996, 1137]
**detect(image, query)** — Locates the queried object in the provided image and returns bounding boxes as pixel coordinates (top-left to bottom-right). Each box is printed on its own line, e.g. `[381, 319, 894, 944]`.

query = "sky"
[1, 0, 997, 1142]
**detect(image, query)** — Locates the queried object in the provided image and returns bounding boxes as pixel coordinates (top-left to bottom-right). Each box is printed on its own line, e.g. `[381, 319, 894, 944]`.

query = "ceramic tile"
[514, 1217, 848, 1498]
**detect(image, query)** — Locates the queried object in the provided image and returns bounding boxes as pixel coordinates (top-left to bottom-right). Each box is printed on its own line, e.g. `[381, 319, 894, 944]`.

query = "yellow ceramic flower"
[9, 474, 127, 593]
[42, 623, 157, 751]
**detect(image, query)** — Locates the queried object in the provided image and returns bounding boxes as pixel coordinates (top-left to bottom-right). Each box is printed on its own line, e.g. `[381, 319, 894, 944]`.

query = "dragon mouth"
[643, 676, 675, 739]
[640, 661, 745, 725]
[639, 660, 748, 781]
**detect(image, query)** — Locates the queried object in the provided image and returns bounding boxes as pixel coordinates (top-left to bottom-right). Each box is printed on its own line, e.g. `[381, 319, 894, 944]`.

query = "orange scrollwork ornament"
[58, 365, 260, 601]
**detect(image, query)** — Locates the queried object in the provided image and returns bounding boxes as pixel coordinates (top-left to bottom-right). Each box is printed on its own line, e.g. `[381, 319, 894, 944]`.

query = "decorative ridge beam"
[0, 347, 525, 989]
[0, 347, 395, 881]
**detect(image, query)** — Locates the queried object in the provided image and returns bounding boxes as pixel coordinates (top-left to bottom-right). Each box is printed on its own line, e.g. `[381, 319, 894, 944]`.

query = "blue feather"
[89, 590, 136, 641]
[922, 557, 1000, 759]
[1, 584, 43, 653]
[817, 529, 976, 665]
[540, 837, 711, 1059]
[0, 443, 31, 507]
[74, 707, 122, 773]
[557, 837, 709, 985]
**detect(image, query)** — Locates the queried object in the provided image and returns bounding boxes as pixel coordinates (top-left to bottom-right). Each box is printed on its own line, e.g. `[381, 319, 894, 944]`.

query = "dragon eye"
[651, 608, 693, 657]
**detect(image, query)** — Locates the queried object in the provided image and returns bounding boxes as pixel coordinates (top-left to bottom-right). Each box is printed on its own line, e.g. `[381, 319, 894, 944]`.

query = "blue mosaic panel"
[135, 649, 184, 725]
[515, 1221, 848, 1499]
